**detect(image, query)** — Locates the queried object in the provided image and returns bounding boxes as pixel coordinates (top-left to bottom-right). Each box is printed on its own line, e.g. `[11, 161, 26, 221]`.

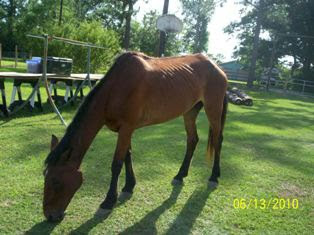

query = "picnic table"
[0, 72, 103, 117]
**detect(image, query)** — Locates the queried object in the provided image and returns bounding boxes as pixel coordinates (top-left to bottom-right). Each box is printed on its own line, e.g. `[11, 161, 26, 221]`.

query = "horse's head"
[43, 135, 83, 222]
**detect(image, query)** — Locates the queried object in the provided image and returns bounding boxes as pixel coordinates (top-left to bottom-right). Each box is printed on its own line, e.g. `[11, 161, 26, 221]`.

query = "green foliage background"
[27, 20, 121, 73]
[0, 0, 216, 73]
[225, 0, 314, 82]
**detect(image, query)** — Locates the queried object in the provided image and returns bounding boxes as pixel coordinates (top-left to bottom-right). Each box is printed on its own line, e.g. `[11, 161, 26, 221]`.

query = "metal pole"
[0, 43, 2, 68]
[86, 46, 92, 88]
[158, 0, 169, 57]
[28, 34, 105, 49]
[15, 45, 18, 68]
[42, 34, 67, 127]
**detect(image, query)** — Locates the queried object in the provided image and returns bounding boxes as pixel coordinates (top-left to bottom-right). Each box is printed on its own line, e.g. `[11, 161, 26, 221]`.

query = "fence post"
[284, 79, 288, 93]
[302, 80, 305, 94]
[15, 45, 18, 68]
[29, 49, 32, 59]
[0, 43, 2, 68]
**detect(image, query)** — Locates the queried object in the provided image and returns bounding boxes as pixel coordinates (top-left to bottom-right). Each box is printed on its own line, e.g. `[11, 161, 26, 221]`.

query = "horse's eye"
[51, 178, 63, 191]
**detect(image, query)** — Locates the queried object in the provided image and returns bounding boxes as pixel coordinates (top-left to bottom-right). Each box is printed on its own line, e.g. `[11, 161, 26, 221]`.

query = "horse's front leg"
[120, 147, 136, 196]
[99, 126, 133, 211]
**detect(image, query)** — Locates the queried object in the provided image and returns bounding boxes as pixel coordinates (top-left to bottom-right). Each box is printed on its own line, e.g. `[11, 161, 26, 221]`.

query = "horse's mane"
[44, 51, 141, 167]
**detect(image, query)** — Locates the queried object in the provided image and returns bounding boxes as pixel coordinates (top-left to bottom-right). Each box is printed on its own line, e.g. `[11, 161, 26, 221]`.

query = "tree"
[16, 0, 57, 43]
[284, 0, 314, 81]
[70, 0, 104, 19]
[130, 11, 182, 56]
[227, 0, 272, 87]
[130, 11, 159, 55]
[91, 0, 139, 50]
[0, 0, 25, 50]
[180, 0, 216, 53]
[225, 0, 314, 86]
[122, 0, 137, 50]
[157, 0, 169, 57]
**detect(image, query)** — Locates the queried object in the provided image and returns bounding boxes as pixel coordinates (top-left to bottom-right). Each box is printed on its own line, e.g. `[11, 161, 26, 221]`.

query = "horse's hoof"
[95, 208, 112, 217]
[171, 178, 184, 186]
[118, 192, 133, 202]
[208, 181, 218, 189]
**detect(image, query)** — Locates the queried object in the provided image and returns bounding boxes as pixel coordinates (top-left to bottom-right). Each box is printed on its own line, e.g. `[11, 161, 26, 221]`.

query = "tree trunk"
[122, 0, 133, 50]
[303, 57, 311, 81]
[247, 1, 264, 88]
[303, 41, 312, 81]
[193, 13, 202, 53]
[266, 39, 276, 91]
[7, 0, 16, 50]
[59, 0, 64, 26]
[290, 53, 297, 79]
[158, 0, 170, 57]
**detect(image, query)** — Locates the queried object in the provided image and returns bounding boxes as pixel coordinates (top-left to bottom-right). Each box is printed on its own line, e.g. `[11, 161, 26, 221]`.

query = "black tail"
[221, 95, 228, 132]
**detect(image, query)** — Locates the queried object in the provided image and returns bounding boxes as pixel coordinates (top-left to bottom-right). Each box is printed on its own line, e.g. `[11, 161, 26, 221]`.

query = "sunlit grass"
[0, 59, 27, 73]
[0, 86, 313, 234]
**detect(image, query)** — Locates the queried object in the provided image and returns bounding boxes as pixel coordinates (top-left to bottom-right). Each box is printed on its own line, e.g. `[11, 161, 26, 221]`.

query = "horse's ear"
[59, 148, 73, 165]
[51, 135, 59, 151]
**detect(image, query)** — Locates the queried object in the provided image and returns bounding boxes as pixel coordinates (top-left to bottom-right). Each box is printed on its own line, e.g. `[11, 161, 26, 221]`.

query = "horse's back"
[101, 52, 227, 129]
[135, 53, 227, 126]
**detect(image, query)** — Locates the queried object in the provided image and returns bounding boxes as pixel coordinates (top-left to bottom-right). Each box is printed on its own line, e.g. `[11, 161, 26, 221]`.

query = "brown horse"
[43, 52, 228, 222]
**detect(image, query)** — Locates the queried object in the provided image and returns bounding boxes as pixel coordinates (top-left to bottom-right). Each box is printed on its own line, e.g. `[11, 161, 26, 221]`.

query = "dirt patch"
[0, 199, 17, 208]
[278, 182, 308, 198]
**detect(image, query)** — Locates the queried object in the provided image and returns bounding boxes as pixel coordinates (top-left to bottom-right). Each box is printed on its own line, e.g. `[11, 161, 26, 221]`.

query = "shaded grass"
[0, 88, 313, 234]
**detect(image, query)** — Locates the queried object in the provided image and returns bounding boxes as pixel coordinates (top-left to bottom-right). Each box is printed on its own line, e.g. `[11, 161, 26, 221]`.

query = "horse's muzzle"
[45, 210, 65, 222]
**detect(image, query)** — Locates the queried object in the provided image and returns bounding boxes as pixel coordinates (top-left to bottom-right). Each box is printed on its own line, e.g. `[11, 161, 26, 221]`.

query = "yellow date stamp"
[233, 198, 299, 210]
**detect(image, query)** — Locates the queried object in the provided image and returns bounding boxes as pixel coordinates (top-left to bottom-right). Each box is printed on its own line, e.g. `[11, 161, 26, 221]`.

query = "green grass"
[0, 59, 27, 73]
[0, 85, 313, 234]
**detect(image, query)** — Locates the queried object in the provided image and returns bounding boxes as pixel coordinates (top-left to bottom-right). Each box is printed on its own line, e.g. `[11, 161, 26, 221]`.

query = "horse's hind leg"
[208, 125, 223, 186]
[203, 98, 225, 187]
[172, 102, 203, 185]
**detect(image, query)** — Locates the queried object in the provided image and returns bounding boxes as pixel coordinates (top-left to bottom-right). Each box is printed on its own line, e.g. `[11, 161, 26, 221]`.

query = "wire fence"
[262, 78, 314, 97]
[0, 43, 31, 68]
[1, 51, 30, 59]
[222, 68, 314, 97]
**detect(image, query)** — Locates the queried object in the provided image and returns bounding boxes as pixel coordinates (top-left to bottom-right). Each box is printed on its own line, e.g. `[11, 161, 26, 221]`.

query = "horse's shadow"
[69, 209, 111, 234]
[25, 220, 59, 234]
[69, 185, 183, 234]
[70, 184, 214, 234]
[120, 185, 214, 235]
[69, 194, 131, 234]
[164, 186, 214, 235]
[119, 185, 183, 235]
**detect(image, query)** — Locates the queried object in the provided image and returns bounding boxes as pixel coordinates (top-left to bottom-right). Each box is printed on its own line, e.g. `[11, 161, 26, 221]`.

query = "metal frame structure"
[26, 34, 105, 126]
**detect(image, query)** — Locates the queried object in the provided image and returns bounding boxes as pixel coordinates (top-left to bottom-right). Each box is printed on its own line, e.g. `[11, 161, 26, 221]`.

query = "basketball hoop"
[157, 14, 183, 33]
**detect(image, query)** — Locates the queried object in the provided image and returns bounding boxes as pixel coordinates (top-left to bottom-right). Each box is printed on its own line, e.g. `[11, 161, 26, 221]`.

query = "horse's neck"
[69, 94, 106, 168]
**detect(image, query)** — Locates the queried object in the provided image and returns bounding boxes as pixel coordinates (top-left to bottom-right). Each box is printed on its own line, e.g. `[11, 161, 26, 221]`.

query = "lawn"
[0, 84, 313, 234]
[0, 59, 27, 73]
